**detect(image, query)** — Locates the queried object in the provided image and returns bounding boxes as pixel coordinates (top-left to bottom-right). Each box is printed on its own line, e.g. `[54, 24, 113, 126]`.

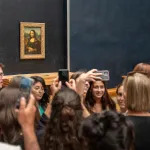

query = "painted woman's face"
[30, 31, 35, 38]
[92, 80, 105, 100]
[31, 82, 44, 101]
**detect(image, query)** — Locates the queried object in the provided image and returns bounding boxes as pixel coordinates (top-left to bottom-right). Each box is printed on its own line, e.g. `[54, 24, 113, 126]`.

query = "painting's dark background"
[70, 0, 150, 88]
[0, 0, 67, 74]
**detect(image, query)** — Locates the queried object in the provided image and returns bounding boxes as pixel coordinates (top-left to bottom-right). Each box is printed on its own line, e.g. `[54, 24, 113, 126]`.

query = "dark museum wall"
[0, 0, 67, 74]
[70, 0, 150, 88]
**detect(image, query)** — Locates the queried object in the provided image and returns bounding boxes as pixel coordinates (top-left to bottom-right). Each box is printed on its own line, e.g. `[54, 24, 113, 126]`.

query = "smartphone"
[16, 77, 33, 109]
[97, 70, 110, 81]
[58, 69, 69, 85]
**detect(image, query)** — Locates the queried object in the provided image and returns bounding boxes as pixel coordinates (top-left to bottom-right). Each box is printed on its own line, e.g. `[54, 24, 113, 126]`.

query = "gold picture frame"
[20, 22, 45, 59]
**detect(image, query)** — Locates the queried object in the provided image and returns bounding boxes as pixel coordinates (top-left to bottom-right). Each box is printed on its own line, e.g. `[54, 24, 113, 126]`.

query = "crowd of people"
[0, 63, 150, 150]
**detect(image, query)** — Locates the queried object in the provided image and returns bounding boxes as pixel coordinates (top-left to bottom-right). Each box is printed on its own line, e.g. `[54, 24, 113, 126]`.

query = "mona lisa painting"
[20, 22, 45, 59]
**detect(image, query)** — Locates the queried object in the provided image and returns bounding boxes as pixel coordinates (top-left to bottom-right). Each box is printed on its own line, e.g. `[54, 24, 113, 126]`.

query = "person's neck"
[127, 110, 150, 116]
[94, 98, 101, 104]
[120, 107, 127, 113]
[92, 99, 102, 113]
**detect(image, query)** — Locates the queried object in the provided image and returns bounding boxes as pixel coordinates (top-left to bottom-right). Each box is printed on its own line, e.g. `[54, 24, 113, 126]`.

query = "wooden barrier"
[3, 72, 117, 97]
[3, 72, 59, 86]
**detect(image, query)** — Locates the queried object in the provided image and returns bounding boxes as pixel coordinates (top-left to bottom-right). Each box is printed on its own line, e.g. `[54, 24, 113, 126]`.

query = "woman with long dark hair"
[0, 76, 35, 147]
[85, 79, 116, 113]
[0, 87, 23, 145]
[43, 88, 83, 150]
[31, 76, 49, 117]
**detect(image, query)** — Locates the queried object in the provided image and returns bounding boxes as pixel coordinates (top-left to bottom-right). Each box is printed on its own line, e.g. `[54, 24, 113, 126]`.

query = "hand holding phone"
[16, 77, 33, 109]
[58, 69, 69, 86]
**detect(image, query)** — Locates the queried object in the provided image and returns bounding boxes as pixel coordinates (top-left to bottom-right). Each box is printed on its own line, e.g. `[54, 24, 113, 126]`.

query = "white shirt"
[0, 142, 21, 150]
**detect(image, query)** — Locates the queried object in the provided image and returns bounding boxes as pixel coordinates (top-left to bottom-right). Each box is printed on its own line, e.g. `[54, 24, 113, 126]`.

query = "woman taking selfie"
[84, 79, 116, 114]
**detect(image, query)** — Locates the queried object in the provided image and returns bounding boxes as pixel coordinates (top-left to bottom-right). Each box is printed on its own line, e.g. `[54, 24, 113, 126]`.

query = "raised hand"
[16, 94, 36, 130]
[50, 78, 62, 97]
[66, 79, 77, 92]
[76, 69, 101, 97]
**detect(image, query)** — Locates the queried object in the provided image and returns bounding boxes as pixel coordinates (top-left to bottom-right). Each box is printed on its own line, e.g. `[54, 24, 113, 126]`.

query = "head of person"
[85, 79, 116, 111]
[70, 70, 90, 95]
[80, 111, 134, 150]
[31, 76, 49, 108]
[9, 76, 23, 88]
[70, 70, 86, 80]
[44, 88, 83, 150]
[133, 62, 150, 75]
[29, 30, 36, 38]
[7, 76, 41, 124]
[123, 72, 150, 112]
[0, 87, 22, 144]
[0, 63, 4, 89]
[116, 83, 126, 112]
[9, 76, 34, 101]
[9, 76, 33, 88]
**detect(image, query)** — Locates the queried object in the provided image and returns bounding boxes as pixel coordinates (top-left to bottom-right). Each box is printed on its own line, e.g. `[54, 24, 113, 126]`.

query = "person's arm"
[65, 76, 91, 118]
[43, 79, 62, 119]
[43, 103, 51, 118]
[16, 95, 40, 150]
[66, 69, 101, 117]
[22, 127, 40, 150]
[76, 69, 102, 117]
[80, 96, 91, 118]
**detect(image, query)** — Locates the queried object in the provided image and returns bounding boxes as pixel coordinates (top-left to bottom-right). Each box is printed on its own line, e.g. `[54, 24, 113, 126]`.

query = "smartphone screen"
[58, 69, 69, 85]
[97, 70, 110, 81]
[16, 77, 33, 109]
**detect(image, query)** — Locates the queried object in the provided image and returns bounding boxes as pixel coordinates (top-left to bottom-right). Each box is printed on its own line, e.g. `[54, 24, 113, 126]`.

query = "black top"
[127, 116, 150, 150]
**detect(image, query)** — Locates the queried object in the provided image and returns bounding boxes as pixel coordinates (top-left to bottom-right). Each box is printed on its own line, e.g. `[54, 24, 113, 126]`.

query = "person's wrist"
[44, 106, 51, 118]
[22, 126, 35, 135]
[49, 95, 54, 104]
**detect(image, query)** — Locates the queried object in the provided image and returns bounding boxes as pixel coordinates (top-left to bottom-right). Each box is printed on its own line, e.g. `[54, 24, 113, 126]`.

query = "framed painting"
[20, 22, 45, 59]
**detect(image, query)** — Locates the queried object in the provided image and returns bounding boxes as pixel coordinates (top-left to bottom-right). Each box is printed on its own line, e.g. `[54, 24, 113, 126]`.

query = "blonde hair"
[123, 72, 150, 112]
